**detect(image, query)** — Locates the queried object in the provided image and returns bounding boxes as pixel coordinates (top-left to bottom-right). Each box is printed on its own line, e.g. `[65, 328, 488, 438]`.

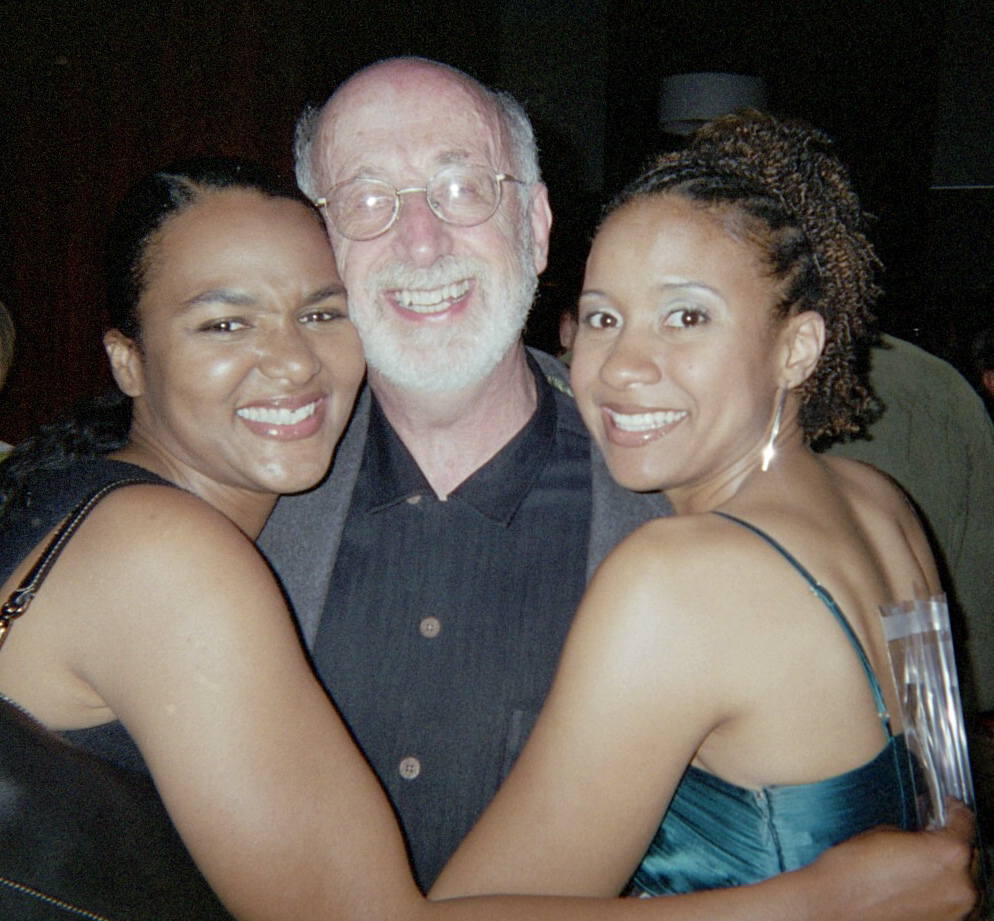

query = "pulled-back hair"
[107, 157, 315, 340]
[606, 111, 880, 445]
[1, 158, 315, 498]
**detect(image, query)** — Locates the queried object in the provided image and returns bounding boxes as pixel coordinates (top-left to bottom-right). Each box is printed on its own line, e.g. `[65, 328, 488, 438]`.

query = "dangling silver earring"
[761, 388, 787, 472]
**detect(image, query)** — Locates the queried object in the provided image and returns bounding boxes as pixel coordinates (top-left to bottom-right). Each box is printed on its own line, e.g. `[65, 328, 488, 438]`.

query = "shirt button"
[419, 616, 441, 638]
[398, 756, 421, 780]
[406, 494, 423, 505]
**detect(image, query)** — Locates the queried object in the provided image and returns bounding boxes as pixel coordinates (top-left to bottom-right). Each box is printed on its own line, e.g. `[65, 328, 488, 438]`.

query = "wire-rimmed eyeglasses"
[315, 164, 524, 241]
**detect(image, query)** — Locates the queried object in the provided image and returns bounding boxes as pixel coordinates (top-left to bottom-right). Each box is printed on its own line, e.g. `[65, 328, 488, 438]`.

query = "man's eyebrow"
[435, 150, 474, 165]
[344, 150, 475, 181]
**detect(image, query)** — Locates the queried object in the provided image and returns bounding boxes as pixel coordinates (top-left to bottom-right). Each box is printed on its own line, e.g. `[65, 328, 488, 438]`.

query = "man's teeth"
[237, 401, 318, 426]
[396, 280, 471, 313]
[608, 409, 687, 432]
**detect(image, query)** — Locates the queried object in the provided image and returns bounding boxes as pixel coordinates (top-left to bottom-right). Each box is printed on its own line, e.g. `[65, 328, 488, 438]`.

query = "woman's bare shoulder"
[822, 453, 915, 514]
[820, 454, 935, 554]
[606, 511, 769, 577]
[587, 512, 771, 630]
[75, 482, 255, 566]
[49, 481, 281, 647]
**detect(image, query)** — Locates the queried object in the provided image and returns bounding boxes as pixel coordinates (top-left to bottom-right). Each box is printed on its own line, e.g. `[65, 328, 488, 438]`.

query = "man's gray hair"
[490, 86, 542, 206]
[293, 60, 542, 203]
[294, 103, 325, 202]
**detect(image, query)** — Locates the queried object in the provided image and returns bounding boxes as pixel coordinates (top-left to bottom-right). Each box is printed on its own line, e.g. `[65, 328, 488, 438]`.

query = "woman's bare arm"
[31, 488, 974, 921]
[431, 517, 977, 920]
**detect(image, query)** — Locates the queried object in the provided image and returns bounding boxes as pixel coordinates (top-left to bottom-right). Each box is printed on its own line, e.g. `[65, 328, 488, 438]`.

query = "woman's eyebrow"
[654, 279, 722, 297]
[181, 289, 256, 311]
[304, 283, 347, 305]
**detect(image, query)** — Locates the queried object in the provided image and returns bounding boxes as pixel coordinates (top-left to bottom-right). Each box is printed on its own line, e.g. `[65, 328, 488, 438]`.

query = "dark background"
[1, 0, 991, 443]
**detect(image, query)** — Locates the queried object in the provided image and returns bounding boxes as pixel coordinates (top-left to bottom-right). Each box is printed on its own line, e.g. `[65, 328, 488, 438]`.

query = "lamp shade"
[659, 72, 768, 135]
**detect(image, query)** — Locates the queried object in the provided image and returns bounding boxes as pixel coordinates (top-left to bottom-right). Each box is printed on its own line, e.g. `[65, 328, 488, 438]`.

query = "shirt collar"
[362, 354, 559, 525]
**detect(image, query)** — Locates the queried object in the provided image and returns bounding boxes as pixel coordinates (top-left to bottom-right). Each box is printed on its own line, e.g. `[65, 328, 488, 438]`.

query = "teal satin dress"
[631, 513, 921, 895]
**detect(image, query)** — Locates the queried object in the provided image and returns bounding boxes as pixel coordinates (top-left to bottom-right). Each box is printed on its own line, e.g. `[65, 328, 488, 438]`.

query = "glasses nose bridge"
[392, 182, 446, 230]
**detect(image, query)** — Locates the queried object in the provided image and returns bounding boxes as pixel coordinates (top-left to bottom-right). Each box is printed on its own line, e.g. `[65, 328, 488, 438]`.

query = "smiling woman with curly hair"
[433, 111, 958, 902]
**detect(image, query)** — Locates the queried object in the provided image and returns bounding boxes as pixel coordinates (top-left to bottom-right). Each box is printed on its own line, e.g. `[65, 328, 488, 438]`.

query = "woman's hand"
[798, 801, 978, 921]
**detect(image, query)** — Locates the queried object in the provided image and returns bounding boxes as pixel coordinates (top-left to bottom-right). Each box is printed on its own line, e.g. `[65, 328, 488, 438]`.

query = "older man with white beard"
[260, 58, 661, 892]
[258, 57, 970, 914]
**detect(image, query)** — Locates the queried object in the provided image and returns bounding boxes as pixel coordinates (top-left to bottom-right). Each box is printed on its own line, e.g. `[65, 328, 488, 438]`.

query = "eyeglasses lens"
[427, 167, 500, 224]
[328, 166, 505, 240]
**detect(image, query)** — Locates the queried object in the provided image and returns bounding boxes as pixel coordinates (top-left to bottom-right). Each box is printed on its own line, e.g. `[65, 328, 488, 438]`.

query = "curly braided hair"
[605, 111, 880, 444]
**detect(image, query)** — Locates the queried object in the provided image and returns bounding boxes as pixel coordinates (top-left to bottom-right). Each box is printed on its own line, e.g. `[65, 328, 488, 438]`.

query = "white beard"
[350, 238, 537, 394]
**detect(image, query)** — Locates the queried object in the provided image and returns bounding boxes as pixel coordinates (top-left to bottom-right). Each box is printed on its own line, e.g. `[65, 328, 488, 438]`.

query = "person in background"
[825, 333, 994, 714]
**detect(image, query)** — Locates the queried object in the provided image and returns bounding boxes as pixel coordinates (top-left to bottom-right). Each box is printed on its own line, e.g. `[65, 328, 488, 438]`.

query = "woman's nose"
[258, 324, 321, 384]
[598, 333, 663, 389]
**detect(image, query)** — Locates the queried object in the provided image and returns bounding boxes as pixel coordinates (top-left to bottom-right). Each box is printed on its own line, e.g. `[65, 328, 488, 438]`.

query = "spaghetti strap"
[0, 478, 155, 653]
[630, 513, 919, 894]
[712, 511, 893, 736]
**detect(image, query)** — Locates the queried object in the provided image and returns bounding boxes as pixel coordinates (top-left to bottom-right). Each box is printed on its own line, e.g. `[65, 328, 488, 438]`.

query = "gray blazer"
[258, 348, 672, 648]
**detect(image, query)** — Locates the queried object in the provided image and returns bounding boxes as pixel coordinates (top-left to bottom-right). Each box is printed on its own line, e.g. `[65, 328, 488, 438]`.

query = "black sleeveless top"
[0, 456, 234, 919]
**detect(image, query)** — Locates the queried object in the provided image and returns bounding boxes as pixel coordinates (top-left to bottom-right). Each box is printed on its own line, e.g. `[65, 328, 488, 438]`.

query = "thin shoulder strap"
[0, 478, 151, 652]
[712, 510, 893, 736]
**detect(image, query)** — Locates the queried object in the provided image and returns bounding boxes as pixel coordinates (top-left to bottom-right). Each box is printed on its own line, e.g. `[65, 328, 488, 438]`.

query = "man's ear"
[528, 182, 553, 276]
[104, 329, 145, 398]
[781, 310, 825, 389]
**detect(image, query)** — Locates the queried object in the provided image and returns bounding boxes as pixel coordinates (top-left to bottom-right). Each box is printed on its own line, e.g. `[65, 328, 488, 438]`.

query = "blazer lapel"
[257, 386, 371, 649]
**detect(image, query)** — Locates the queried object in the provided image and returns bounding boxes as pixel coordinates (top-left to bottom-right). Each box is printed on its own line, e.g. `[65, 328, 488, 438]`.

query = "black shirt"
[312, 359, 592, 891]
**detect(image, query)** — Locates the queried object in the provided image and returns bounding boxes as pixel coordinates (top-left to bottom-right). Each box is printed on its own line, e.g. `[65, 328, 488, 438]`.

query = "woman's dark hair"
[1, 158, 318, 497]
[106, 157, 316, 341]
[604, 111, 880, 445]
